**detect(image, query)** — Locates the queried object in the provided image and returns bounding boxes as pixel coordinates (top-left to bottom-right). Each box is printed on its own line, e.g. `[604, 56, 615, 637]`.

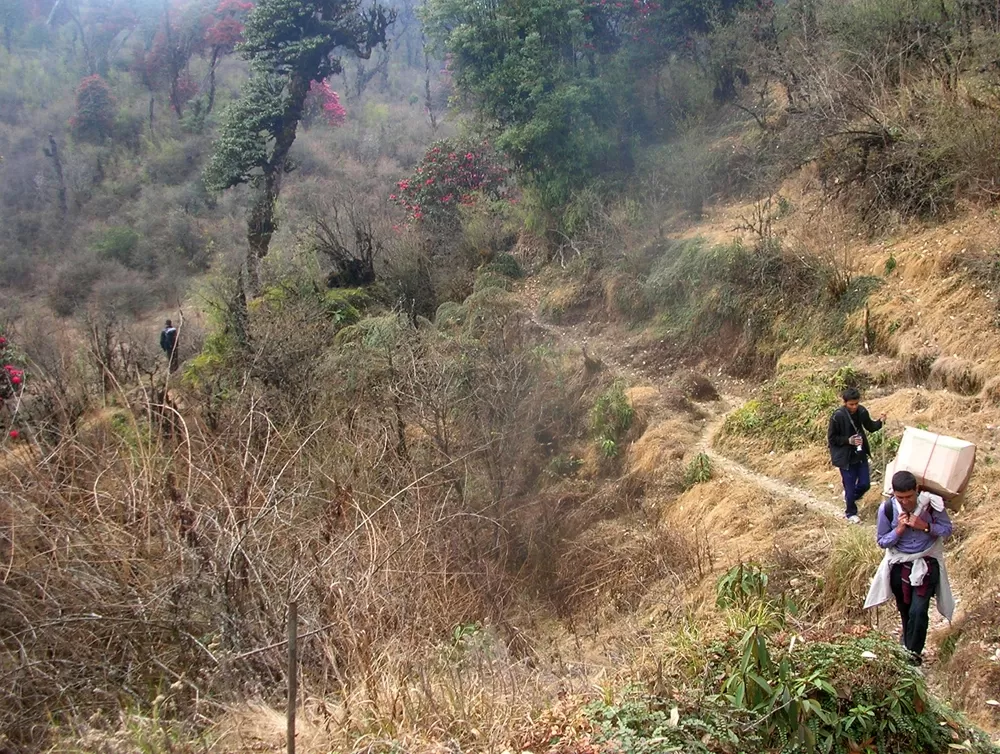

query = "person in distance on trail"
[864, 470, 954, 666]
[160, 319, 179, 373]
[827, 387, 885, 523]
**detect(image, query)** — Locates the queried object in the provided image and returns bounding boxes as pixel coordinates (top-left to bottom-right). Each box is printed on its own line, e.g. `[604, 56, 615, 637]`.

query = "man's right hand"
[896, 512, 909, 535]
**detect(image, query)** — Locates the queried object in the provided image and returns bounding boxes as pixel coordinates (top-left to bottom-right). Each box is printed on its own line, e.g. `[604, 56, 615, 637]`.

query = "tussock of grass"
[822, 526, 883, 616]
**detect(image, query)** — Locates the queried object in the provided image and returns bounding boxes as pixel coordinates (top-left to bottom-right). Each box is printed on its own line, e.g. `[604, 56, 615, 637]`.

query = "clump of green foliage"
[683, 452, 713, 490]
[722, 371, 852, 452]
[547, 453, 583, 478]
[90, 227, 141, 269]
[590, 380, 635, 458]
[473, 270, 513, 293]
[641, 239, 884, 372]
[482, 252, 523, 279]
[577, 562, 999, 754]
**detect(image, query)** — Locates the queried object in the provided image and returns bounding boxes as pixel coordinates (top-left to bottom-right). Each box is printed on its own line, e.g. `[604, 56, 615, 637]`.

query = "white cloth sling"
[863, 492, 955, 621]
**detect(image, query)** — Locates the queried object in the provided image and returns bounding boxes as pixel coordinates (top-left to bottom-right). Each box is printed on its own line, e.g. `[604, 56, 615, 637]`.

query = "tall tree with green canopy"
[0, 0, 26, 54]
[423, 0, 751, 216]
[205, 0, 394, 294]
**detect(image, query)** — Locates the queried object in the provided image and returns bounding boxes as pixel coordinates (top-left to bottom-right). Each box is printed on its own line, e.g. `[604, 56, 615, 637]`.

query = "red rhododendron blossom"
[390, 140, 509, 223]
[1, 334, 26, 442]
[304, 80, 346, 127]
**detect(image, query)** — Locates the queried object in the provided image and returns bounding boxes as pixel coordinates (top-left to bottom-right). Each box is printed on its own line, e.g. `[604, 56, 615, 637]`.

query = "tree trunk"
[43, 134, 68, 215]
[206, 47, 220, 115]
[163, 0, 184, 118]
[422, 33, 437, 132]
[244, 72, 310, 296]
[246, 188, 274, 296]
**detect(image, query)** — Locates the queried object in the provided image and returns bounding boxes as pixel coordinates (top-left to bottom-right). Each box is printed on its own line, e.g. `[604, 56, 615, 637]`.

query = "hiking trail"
[521, 286, 961, 643]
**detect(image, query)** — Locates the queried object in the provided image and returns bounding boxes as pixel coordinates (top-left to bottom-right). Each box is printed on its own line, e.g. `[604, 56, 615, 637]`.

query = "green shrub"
[683, 452, 713, 490]
[589, 381, 635, 458]
[547, 453, 582, 478]
[434, 301, 466, 329]
[481, 252, 523, 279]
[90, 227, 141, 269]
[721, 374, 842, 452]
[322, 287, 369, 326]
[583, 628, 997, 754]
[578, 559, 1000, 754]
[645, 238, 825, 349]
[472, 271, 513, 293]
[715, 562, 769, 610]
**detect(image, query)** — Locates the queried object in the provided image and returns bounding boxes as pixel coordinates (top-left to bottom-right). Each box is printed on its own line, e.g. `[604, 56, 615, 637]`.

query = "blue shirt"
[876, 495, 953, 553]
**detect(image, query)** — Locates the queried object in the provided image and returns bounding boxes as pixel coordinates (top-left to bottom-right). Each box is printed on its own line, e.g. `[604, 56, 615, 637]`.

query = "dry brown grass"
[626, 418, 696, 490]
[979, 376, 1000, 408]
[0, 290, 600, 752]
[0, 396, 530, 751]
[551, 519, 698, 617]
[928, 356, 985, 396]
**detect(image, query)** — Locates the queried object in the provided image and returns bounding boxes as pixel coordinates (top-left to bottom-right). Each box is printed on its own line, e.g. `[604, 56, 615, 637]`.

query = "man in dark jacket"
[160, 319, 179, 373]
[828, 387, 885, 522]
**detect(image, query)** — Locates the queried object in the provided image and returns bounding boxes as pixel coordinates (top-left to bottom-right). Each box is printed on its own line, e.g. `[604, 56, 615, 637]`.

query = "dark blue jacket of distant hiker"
[160, 324, 178, 356]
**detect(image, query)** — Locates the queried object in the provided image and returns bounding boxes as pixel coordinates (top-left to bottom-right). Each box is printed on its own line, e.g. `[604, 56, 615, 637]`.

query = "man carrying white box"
[865, 470, 955, 666]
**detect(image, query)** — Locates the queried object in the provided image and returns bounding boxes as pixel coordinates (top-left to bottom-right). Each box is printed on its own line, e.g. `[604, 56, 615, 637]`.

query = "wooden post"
[287, 600, 298, 754]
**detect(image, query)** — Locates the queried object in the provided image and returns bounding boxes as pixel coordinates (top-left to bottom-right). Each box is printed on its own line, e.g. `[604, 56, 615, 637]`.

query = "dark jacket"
[827, 404, 883, 468]
[160, 326, 178, 355]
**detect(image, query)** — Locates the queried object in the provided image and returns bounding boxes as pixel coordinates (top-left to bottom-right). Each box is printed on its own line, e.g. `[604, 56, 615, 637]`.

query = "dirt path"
[694, 397, 846, 519]
[521, 288, 846, 520]
[522, 291, 961, 643]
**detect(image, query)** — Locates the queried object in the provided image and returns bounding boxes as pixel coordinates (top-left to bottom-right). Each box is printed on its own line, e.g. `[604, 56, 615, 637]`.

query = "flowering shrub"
[70, 75, 116, 143]
[390, 140, 509, 222]
[303, 80, 346, 127]
[206, 0, 253, 49]
[0, 334, 24, 443]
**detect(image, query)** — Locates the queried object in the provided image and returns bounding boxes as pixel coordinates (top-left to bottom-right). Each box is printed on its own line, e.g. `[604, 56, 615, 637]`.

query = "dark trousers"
[839, 460, 870, 517]
[890, 558, 940, 657]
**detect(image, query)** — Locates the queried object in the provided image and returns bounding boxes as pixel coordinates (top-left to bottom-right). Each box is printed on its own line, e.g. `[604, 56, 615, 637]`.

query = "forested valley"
[4, 0, 1000, 749]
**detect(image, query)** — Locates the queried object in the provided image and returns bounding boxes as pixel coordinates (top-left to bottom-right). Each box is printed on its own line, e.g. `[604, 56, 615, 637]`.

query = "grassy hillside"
[4, 0, 1000, 748]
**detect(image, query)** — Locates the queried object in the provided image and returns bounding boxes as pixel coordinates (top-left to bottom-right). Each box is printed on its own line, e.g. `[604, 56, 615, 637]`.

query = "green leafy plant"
[482, 252, 523, 279]
[90, 227, 141, 269]
[683, 452, 713, 489]
[547, 453, 583, 477]
[590, 381, 634, 458]
[716, 562, 769, 610]
[721, 373, 842, 452]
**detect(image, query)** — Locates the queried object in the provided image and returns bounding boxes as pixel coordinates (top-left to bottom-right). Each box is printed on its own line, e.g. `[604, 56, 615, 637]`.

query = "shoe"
[907, 652, 923, 667]
[845, 515, 862, 524]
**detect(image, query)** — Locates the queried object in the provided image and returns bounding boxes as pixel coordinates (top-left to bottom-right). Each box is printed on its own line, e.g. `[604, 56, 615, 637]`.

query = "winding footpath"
[522, 293, 961, 644]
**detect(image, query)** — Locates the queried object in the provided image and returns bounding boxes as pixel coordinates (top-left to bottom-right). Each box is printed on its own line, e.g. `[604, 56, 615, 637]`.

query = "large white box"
[882, 427, 976, 507]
